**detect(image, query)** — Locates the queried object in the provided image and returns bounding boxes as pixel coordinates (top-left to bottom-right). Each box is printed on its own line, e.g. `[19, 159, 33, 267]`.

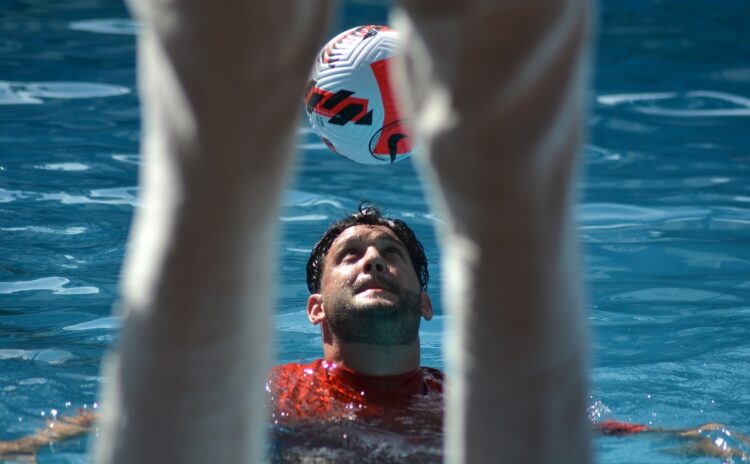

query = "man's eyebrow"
[331, 234, 405, 254]
[332, 235, 359, 249]
[378, 236, 407, 252]
[329, 235, 360, 258]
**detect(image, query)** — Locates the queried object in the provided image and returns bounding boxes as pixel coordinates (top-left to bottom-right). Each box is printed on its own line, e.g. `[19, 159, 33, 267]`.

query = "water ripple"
[610, 287, 737, 303]
[284, 189, 345, 209]
[69, 19, 140, 35]
[0, 226, 86, 235]
[579, 203, 711, 227]
[296, 143, 328, 150]
[714, 67, 750, 83]
[279, 214, 328, 222]
[24, 82, 130, 99]
[597, 90, 750, 117]
[63, 317, 120, 331]
[33, 163, 90, 171]
[0, 277, 99, 295]
[0, 81, 129, 105]
[0, 188, 29, 203]
[0, 349, 75, 365]
[40, 187, 138, 206]
[111, 154, 140, 165]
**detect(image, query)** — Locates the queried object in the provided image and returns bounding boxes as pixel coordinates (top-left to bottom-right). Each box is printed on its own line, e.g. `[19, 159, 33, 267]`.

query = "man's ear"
[420, 292, 433, 321]
[307, 293, 325, 325]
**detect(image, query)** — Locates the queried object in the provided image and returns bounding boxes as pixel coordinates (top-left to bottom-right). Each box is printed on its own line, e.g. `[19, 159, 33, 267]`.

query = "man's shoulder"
[269, 359, 314, 373]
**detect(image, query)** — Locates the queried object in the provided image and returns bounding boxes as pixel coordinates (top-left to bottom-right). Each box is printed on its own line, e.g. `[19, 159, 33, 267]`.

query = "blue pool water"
[1, 0, 749, 462]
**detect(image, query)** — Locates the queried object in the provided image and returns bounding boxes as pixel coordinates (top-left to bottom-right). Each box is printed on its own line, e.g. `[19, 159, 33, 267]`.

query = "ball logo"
[369, 120, 411, 163]
[305, 81, 373, 126]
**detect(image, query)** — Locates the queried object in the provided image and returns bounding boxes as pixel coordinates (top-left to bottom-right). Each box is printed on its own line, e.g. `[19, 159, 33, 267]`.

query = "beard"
[323, 283, 423, 346]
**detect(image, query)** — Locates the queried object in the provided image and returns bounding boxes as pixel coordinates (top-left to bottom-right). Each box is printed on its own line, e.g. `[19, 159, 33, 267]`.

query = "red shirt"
[267, 359, 444, 428]
[267, 360, 648, 438]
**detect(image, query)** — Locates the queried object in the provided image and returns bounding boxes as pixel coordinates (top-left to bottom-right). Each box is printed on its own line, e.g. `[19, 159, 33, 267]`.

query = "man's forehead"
[330, 224, 404, 250]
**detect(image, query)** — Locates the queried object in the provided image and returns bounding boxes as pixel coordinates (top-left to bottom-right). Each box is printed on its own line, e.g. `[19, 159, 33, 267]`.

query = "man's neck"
[322, 339, 421, 377]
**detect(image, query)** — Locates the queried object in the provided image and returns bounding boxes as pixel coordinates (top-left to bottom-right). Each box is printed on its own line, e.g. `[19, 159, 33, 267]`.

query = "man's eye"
[385, 246, 403, 258]
[341, 249, 359, 261]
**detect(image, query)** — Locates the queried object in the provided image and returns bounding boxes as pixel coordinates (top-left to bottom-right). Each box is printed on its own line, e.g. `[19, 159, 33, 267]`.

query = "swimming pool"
[1, 0, 748, 462]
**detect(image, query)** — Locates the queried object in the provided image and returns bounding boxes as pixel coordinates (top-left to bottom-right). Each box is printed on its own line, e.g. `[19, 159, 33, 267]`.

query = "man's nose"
[362, 247, 386, 273]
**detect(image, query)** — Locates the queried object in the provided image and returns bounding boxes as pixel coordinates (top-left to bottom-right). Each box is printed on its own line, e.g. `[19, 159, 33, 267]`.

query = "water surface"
[0, 0, 748, 462]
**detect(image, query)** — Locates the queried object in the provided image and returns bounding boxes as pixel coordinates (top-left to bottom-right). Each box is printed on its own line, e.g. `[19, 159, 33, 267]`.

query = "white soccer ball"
[304, 25, 413, 165]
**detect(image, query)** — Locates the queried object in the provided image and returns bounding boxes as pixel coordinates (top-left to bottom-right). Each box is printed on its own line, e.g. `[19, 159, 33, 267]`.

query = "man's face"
[311, 224, 431, 345]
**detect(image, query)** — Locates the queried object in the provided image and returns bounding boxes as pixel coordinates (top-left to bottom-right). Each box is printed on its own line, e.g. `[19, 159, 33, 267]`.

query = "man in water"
[268, 204, 443, 427]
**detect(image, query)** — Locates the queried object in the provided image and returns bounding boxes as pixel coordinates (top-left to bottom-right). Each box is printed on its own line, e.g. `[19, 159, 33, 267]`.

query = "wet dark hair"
[306, 203, 429, 293]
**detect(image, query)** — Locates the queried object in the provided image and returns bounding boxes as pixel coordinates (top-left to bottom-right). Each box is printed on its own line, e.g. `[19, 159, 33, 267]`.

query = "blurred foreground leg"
[394, 1, 592, 462]
[93, 1, 332, 463]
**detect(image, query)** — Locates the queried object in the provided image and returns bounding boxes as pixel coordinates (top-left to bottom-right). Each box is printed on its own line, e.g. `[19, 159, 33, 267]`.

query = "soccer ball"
[304, 25, 413, 165]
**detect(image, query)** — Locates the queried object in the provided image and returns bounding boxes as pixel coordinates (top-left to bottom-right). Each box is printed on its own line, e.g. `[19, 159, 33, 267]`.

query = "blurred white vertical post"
[394, 0, 593, 462]
[93, 1, 333, 463]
